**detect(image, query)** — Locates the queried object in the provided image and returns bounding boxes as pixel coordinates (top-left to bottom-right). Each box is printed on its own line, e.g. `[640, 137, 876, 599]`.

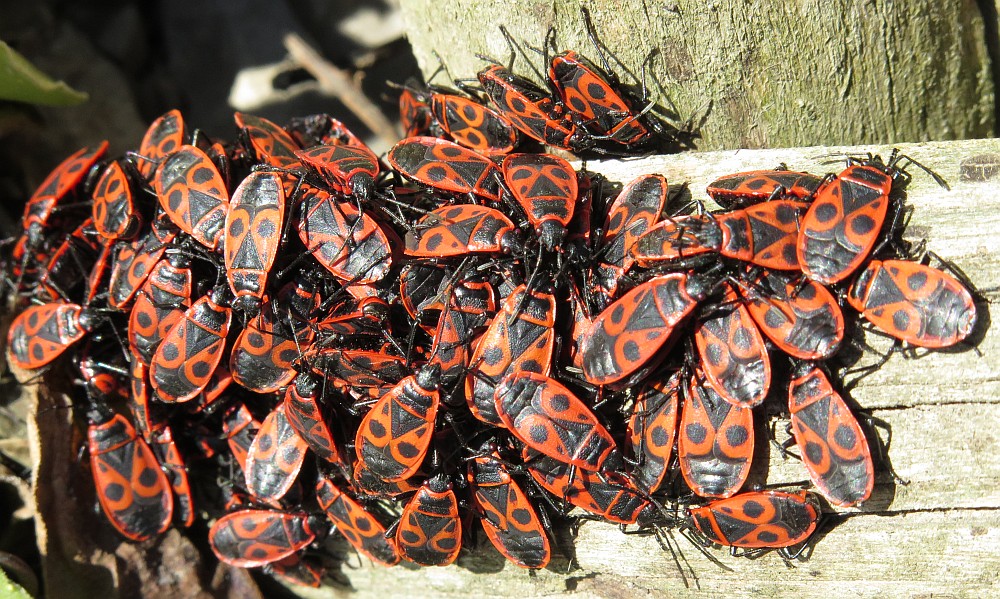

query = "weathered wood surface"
[295, 139, 1000, 598]
[398, 0, 995, 150]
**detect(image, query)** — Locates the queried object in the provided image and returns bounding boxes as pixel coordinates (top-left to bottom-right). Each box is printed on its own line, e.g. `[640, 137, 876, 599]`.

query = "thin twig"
[283, 33, 400, 150]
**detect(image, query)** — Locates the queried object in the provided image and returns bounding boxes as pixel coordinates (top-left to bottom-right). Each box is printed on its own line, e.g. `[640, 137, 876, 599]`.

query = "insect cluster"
[2, 20, 980, 591]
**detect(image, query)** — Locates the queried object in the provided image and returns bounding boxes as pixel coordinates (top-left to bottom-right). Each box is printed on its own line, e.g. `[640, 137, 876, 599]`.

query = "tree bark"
[398, 0, 995, 150]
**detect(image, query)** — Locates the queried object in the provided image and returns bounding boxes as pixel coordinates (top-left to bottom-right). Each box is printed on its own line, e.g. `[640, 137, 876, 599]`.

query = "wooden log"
[397, 0, 995, 150]
[291, 138, 1000, 598]
[302, 510, 1000, 599]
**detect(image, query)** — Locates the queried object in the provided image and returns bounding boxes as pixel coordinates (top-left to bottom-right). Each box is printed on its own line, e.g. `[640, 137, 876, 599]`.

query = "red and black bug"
[209, 509, 317, 568]
[847, 259, 977, 348]
[312, 349, 409, 390]
[404, 205, 519, 258]
[687, 490, 820, 550]
[233, 111, 302, 169]
[266, 555, 324, 588]
[184, 361, 233, 415]
[314, 297, 388, 340]
[154, 144, 230, 250]
[565, 282, 595, 370]
[740, 270, 845, 361]
[77, 340, 129, 404]
[706, 169, 825, 209]
[523, 447, 657, 526]
[634, 200, 808, 271]
[92, 160, 143, 241]
[230, 280, 319, 393]
[465, 285, 555, 426]
[734, 200, 811, 270]
[496, 371, 622, 472]
[222, 403, 262, 474]
[429, 92, 520, 155]
[399, 263, 448, 325]
[286, 113, 368, 149]
[395, 474, 462, 566]
[468, 449, 551, 569]
[80, 352, 123, 411]
[502, 152, 577, 250]
[9, 233, 49, 284]
[678, 370, 754, 498]
[595, 173, 669, 298]
[37, 219, 102, 302]
[693, 283, 771, 407]
[224, 170, 286, 314]
[630, 214, 718, 265]
[580, 268, 721, 385]
[797, 154, 903, 285]
[148, 425, 196, 527]
[400, 264, 453, 322]
[127, 253, 192, 365]
[244, 403, 309, 503]
[353, 461, 423, 499]
[84, 242, 115, 305]
[429, 303, 486, 386]
[127, 359, 158, 441]
[108, 215, 178, 310]
[135, 109, 186, 179]
[205, 140, 235, 190]
[20, 141, 109, 247]
[86, 404, 173, 541]
[297, 184, 392, 284]
[477, 65, 585, 152]
[284, 372, 346, 467]
[149, 286, 232, 403]
[399, 85, 433, 137]
[788, 363, 874, 507]
[567, 169, 595, 245]
[342, 280, 386, 303]
[296, 143, 380, 201]
[627, 371, 682, 494]
[7, 302, 98, 370]
[451, 275, 498, 314]
[547, 44, 649, 146]
[387, 136, 504, 201]
[316, 477, 401, 566]
[354, 365, 441, 482]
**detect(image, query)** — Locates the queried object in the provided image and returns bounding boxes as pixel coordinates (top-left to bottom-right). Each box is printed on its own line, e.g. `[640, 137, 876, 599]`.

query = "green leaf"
[0, 40, 88, 106]
[0, 568, 32, 599]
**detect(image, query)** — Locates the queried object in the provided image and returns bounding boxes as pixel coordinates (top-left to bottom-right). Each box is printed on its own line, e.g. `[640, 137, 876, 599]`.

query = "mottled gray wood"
[398, 0, 995, 150]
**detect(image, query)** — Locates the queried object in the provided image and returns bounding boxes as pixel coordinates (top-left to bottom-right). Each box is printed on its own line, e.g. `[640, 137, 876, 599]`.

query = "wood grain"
[292, 139, 1000, 598]
[299, 509, 1000, 599]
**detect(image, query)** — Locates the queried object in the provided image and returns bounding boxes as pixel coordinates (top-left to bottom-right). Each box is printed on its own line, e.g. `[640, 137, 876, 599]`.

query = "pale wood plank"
[290, 139, 1000, 598]
[566, 509, 1000, 599]
[298, 510, 1000, 598]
